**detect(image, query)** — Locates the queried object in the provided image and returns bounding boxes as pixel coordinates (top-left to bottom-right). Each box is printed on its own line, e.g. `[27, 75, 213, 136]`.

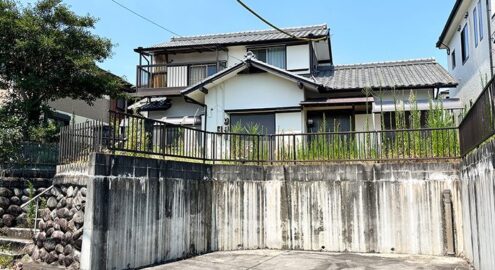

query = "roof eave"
[436, 0, 464, 48]
[324, 83, 458, 92]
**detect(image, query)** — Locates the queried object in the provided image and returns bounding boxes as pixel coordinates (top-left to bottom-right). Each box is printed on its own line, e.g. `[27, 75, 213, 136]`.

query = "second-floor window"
[474, 6, 479, 47]
[451, 50, 456, 70]
[189, 63, 226, 85]
[251, 47, 286, 69]
[478, 0, 484, 41]
[461, 24, 469, 63]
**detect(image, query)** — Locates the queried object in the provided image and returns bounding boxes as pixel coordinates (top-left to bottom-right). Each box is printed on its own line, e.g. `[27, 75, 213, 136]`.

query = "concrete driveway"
[143, 250, 471, 270]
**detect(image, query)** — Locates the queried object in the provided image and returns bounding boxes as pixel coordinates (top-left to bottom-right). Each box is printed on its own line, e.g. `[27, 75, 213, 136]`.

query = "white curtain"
[189, 65, 206, 85]
[267, 47, 286, 69]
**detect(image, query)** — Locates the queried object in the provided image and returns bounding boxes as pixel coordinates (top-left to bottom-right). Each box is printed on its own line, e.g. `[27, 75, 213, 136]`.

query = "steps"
[0, 227, 35, 268]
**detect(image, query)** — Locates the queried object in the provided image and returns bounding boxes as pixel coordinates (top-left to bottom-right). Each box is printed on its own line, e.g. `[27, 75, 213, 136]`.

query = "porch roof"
[315, 59, 457, 91]
[300, 97, 374, 106]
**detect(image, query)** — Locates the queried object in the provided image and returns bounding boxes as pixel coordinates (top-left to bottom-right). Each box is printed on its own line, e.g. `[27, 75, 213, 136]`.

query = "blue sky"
[22, 0, 455, 84]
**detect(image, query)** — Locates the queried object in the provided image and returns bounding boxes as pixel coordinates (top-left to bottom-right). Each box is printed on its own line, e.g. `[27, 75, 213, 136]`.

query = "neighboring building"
[48, 95, 128, 125]
[133, 24, 459, 134]
[437, 0, 495, 107]
[48, 72, 133, 125]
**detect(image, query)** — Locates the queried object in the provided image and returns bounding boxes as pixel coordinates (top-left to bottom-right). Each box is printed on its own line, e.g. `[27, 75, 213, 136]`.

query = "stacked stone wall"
[30, 185, 86, 269]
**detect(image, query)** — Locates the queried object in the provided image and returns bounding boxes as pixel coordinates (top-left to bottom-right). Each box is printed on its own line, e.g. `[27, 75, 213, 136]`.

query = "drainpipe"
[184, 96, 207, 131]
[184, 95, 208, 162]
[487, 0, 494, 77]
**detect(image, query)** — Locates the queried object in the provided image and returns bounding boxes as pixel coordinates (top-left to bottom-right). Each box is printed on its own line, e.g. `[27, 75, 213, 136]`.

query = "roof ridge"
[334, 58, 437, 69]
[170, 24, 328, 41]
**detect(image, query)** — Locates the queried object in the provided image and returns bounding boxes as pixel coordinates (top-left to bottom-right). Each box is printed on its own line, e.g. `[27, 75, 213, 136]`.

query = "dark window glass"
[230, 113, 275, 135]
[474, 7, 479, 47]
[451, 50, 456, 69]
[479, 0, 484, 40]
[382, 111, 428, 130]
[461, 24, 470, 63]
[307, 111, 353, 133]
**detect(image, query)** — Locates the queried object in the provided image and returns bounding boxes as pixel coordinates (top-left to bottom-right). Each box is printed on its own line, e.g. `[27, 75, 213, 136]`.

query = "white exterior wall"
[205, 73, 304, 132]
[275, 112, 303, 133]
[287, 44, 310, 71]
[226, 46, 246, 67]
[355, 114, 381, 132]
[445, 0, 492, 106]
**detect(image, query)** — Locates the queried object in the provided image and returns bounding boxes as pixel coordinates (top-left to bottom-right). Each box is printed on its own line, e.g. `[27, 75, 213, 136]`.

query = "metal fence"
[59, 111, 460, 164]
[459, 77, 495, 156]
[59, 121, 107, 164]
[17, 142, 58, 165]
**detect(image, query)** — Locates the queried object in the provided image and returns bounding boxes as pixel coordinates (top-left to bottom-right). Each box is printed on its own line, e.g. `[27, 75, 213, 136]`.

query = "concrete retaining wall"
[460, 139, 495, 270]
[211, 164, 463, 255]
[68, 154, 464, 270]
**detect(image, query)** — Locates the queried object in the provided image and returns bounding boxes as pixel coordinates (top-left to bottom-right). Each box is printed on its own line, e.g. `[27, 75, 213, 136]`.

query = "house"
[47, 72, 133, 125]
[437, 0, 495, 106]
[132, 24, 459, 135]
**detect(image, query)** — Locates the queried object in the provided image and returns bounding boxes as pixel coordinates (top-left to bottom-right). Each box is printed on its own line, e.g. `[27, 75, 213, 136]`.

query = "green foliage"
[0, 107, 23, 163]
[0, 0, 127, 126]
[27, 181, 36, 227]
[230, 121, 265, 161]
[29, 120, 60, 143]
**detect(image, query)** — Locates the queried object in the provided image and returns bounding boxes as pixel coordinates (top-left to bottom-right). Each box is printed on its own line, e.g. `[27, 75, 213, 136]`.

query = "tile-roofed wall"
[146, 24, 328, 49]
[315, 59, 457, 90]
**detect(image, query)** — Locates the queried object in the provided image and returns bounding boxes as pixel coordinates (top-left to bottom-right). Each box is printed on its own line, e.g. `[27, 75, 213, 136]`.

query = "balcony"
[135, 62, 226, 96]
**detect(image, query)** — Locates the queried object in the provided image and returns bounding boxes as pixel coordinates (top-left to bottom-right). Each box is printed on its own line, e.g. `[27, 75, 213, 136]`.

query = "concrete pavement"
[143, 250, 471, 270]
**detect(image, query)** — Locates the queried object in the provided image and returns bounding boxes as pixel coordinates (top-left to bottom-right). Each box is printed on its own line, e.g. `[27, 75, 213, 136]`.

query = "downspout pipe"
[184, 95, 208, 162]
[184, 96, 207, 132]
[486, 0, 494, 77]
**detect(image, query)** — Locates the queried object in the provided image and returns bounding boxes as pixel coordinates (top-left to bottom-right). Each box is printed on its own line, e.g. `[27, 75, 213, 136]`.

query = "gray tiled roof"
[315, 59, 457, 90]
[146, 24, 328, 49]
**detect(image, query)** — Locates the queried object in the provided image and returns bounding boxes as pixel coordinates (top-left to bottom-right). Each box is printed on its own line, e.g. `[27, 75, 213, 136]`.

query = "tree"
[0, 0, 127, 127]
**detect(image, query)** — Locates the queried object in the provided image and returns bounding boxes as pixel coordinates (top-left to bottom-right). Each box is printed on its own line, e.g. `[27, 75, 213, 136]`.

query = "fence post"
[293, 134, 296, 163]
[269, 134, 274, 165]
[202, 128, 207, 164]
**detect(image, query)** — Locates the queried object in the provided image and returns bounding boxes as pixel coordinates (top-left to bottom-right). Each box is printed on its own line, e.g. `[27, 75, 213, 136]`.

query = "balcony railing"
[459, 76, 495, 155]
[59, 111, 460, 165]
[136, 62, 226, 89]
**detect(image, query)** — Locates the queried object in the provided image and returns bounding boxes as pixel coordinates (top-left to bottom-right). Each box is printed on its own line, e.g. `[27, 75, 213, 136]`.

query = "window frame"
[461, 24, 470, 64]
[451, 50, 456, 70]
[249, 46, 287, 69]
[478, 0, 484, 41]
[473, 6, 479, 47]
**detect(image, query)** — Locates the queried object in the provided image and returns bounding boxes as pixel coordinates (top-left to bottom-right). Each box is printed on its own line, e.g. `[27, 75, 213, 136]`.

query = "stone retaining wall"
[0, 178, 52, 228]
[29, 185, 86, 269]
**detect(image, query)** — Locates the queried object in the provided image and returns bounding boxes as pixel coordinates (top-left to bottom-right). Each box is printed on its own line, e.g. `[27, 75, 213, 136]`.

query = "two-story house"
[133, 24, 459, 134]
[437, 0, 495, 107]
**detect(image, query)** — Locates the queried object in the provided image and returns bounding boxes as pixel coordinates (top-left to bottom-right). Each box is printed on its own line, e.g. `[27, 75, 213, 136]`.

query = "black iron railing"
[59, 111, 460, 164]
[459, 77, 495, 156]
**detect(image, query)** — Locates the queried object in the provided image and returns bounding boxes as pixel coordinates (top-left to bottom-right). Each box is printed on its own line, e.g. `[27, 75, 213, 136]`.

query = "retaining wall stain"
[65, 155, 463, 270]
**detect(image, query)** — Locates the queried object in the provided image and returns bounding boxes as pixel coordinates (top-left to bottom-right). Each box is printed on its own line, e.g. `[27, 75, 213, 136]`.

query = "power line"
[236, 0, 327, 42]
[110, 0, 243, 62]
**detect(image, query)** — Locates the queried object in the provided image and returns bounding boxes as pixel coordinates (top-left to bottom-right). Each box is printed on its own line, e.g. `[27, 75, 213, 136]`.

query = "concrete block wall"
[69, 154, 464, 270]
[460, 139, 495, 270]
